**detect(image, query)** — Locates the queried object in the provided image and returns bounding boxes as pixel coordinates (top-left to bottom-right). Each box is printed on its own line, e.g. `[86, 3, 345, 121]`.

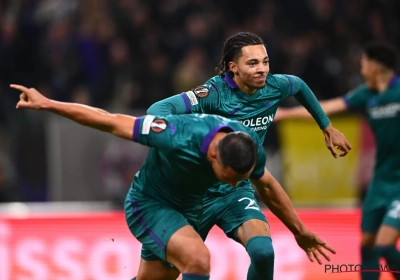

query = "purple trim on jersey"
[250, 169, 265, 180]
[200, 125, 234, 154]
[130, 199, 166, 249]
[284, 75, 293, 95]
[223, 72, 238, 89]
[389, 75, 398, 87]
[179, 93, 191, 113]
[132, 117, 143, 142]
[341, 96, 352, 108]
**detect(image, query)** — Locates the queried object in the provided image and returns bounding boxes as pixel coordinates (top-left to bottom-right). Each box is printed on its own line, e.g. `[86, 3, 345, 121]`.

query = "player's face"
[212, 159, 253, 187]
[360, 54, 379, 89]
[229, 45, 269, 92]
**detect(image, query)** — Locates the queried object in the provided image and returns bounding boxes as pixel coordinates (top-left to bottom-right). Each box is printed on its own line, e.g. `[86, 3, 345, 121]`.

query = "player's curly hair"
[218, 131, 257, 174]
[215, 32, 264, 76]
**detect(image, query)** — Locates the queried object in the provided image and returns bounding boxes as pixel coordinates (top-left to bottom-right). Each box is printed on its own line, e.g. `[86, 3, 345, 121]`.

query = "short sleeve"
[132, 115, 178, 153]
[343, 84, 370, 110]
[179, 83, 220, 114]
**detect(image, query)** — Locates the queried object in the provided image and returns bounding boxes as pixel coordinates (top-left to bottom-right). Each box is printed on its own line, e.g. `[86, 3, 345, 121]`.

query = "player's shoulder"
[266, 73, 302, 88]
[188, 75, 225, 101]
[264, 73, 280, 89]
[194, 74, 235, 102]
[346, 83, 371, 96]
[264, 73, 295, 93]
[204, 75, 223, 85]
[204, 75, 231, 93]
[201, 75, 223, 90]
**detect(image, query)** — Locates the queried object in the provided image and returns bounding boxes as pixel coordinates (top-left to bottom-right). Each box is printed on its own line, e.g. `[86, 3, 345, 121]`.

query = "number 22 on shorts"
[238, 197, 260, 211]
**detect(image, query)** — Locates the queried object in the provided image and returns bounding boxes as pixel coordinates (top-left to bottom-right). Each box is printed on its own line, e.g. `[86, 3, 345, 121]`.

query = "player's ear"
[209, 151, 217, 161]
[208, 146, 218, 162]
[228, 61, 238, 75]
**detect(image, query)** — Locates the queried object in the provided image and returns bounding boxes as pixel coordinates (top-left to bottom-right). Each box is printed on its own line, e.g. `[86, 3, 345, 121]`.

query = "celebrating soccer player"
[276, 42, 400, 280]
[141, 32, 351, 280]
[12, 84, 336, 280]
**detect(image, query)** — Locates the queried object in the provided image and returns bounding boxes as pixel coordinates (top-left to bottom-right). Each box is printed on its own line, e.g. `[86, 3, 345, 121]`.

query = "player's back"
[129, 114, 263, 211]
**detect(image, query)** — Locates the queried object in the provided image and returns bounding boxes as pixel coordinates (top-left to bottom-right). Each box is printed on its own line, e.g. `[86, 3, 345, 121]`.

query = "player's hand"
[294, 230, 336, 265]
[10, 84, 49, 110]
[323, 124, 352, 158]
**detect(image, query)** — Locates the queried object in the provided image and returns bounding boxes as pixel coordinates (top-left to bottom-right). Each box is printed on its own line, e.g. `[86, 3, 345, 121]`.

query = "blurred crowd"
[0, 0, 399, 203]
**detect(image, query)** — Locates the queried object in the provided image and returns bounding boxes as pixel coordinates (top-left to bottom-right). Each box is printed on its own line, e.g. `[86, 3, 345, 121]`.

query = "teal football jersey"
[129, 114, 266, 210]
[148, 71, 329, 195]
[344, 75, 400, 184]
[180, 72, 323, 194]
[181, 73, 297, 143]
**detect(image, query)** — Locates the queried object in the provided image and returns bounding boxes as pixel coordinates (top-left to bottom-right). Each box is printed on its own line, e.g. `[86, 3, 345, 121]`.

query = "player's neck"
[233, 76, 257, 95]
[375, 71, 395, 93]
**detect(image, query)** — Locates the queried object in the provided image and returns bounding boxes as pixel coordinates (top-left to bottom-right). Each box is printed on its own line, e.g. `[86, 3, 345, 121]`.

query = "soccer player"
[11, 84, 336, 280]
[276, 42, 400, 280]
[139, 32, 351, 280]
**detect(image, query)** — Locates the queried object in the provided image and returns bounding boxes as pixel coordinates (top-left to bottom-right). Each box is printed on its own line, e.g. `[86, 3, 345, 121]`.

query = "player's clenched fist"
[11, 84, 49, 110]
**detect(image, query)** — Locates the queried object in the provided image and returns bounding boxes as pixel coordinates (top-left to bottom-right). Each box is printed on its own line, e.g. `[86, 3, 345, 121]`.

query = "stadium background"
[0, 0, 399, 279]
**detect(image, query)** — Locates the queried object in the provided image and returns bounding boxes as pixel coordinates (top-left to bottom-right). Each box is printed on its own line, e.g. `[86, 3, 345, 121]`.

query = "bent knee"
[246, 236, 274, 265]
[251, 246, 274, 264]
[361, 233, 376, 248]
[183, 246, 210, 274]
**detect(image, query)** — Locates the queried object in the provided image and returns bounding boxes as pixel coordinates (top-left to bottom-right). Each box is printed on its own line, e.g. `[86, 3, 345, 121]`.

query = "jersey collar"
[388, 75, 398, 88]
[200, 125, 234, 154]
[223, 72, 239, 89]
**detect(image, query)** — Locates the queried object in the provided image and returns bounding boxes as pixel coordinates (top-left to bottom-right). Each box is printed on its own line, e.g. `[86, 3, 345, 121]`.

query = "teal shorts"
[124, 191, 193, 262]
[198, 185, 268, 241]
[141, 185, 268, 261]
[361, 182, 400, 233]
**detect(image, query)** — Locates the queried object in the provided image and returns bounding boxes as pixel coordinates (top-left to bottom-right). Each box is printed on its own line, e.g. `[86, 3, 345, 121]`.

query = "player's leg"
[135, 248, 180, 280]
[136, 259, 179, 280]
[237, 219, 274, 280]
[216, 186, 274, 280]
[124, 193, 210, 280]
[360, 232, 378, 280]
[134, 194, 220, 280]
[374, 199, 400, 279]
[166, 225, 210, 279]
[359, 190, 386, 280]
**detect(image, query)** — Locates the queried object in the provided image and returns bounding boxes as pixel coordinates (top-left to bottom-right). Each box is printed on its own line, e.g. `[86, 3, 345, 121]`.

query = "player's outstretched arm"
[147, 94, 188, 115]
[274, 97, 349, 122]
[11, 84, 136, 141]
[251, 168, 336, 264]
